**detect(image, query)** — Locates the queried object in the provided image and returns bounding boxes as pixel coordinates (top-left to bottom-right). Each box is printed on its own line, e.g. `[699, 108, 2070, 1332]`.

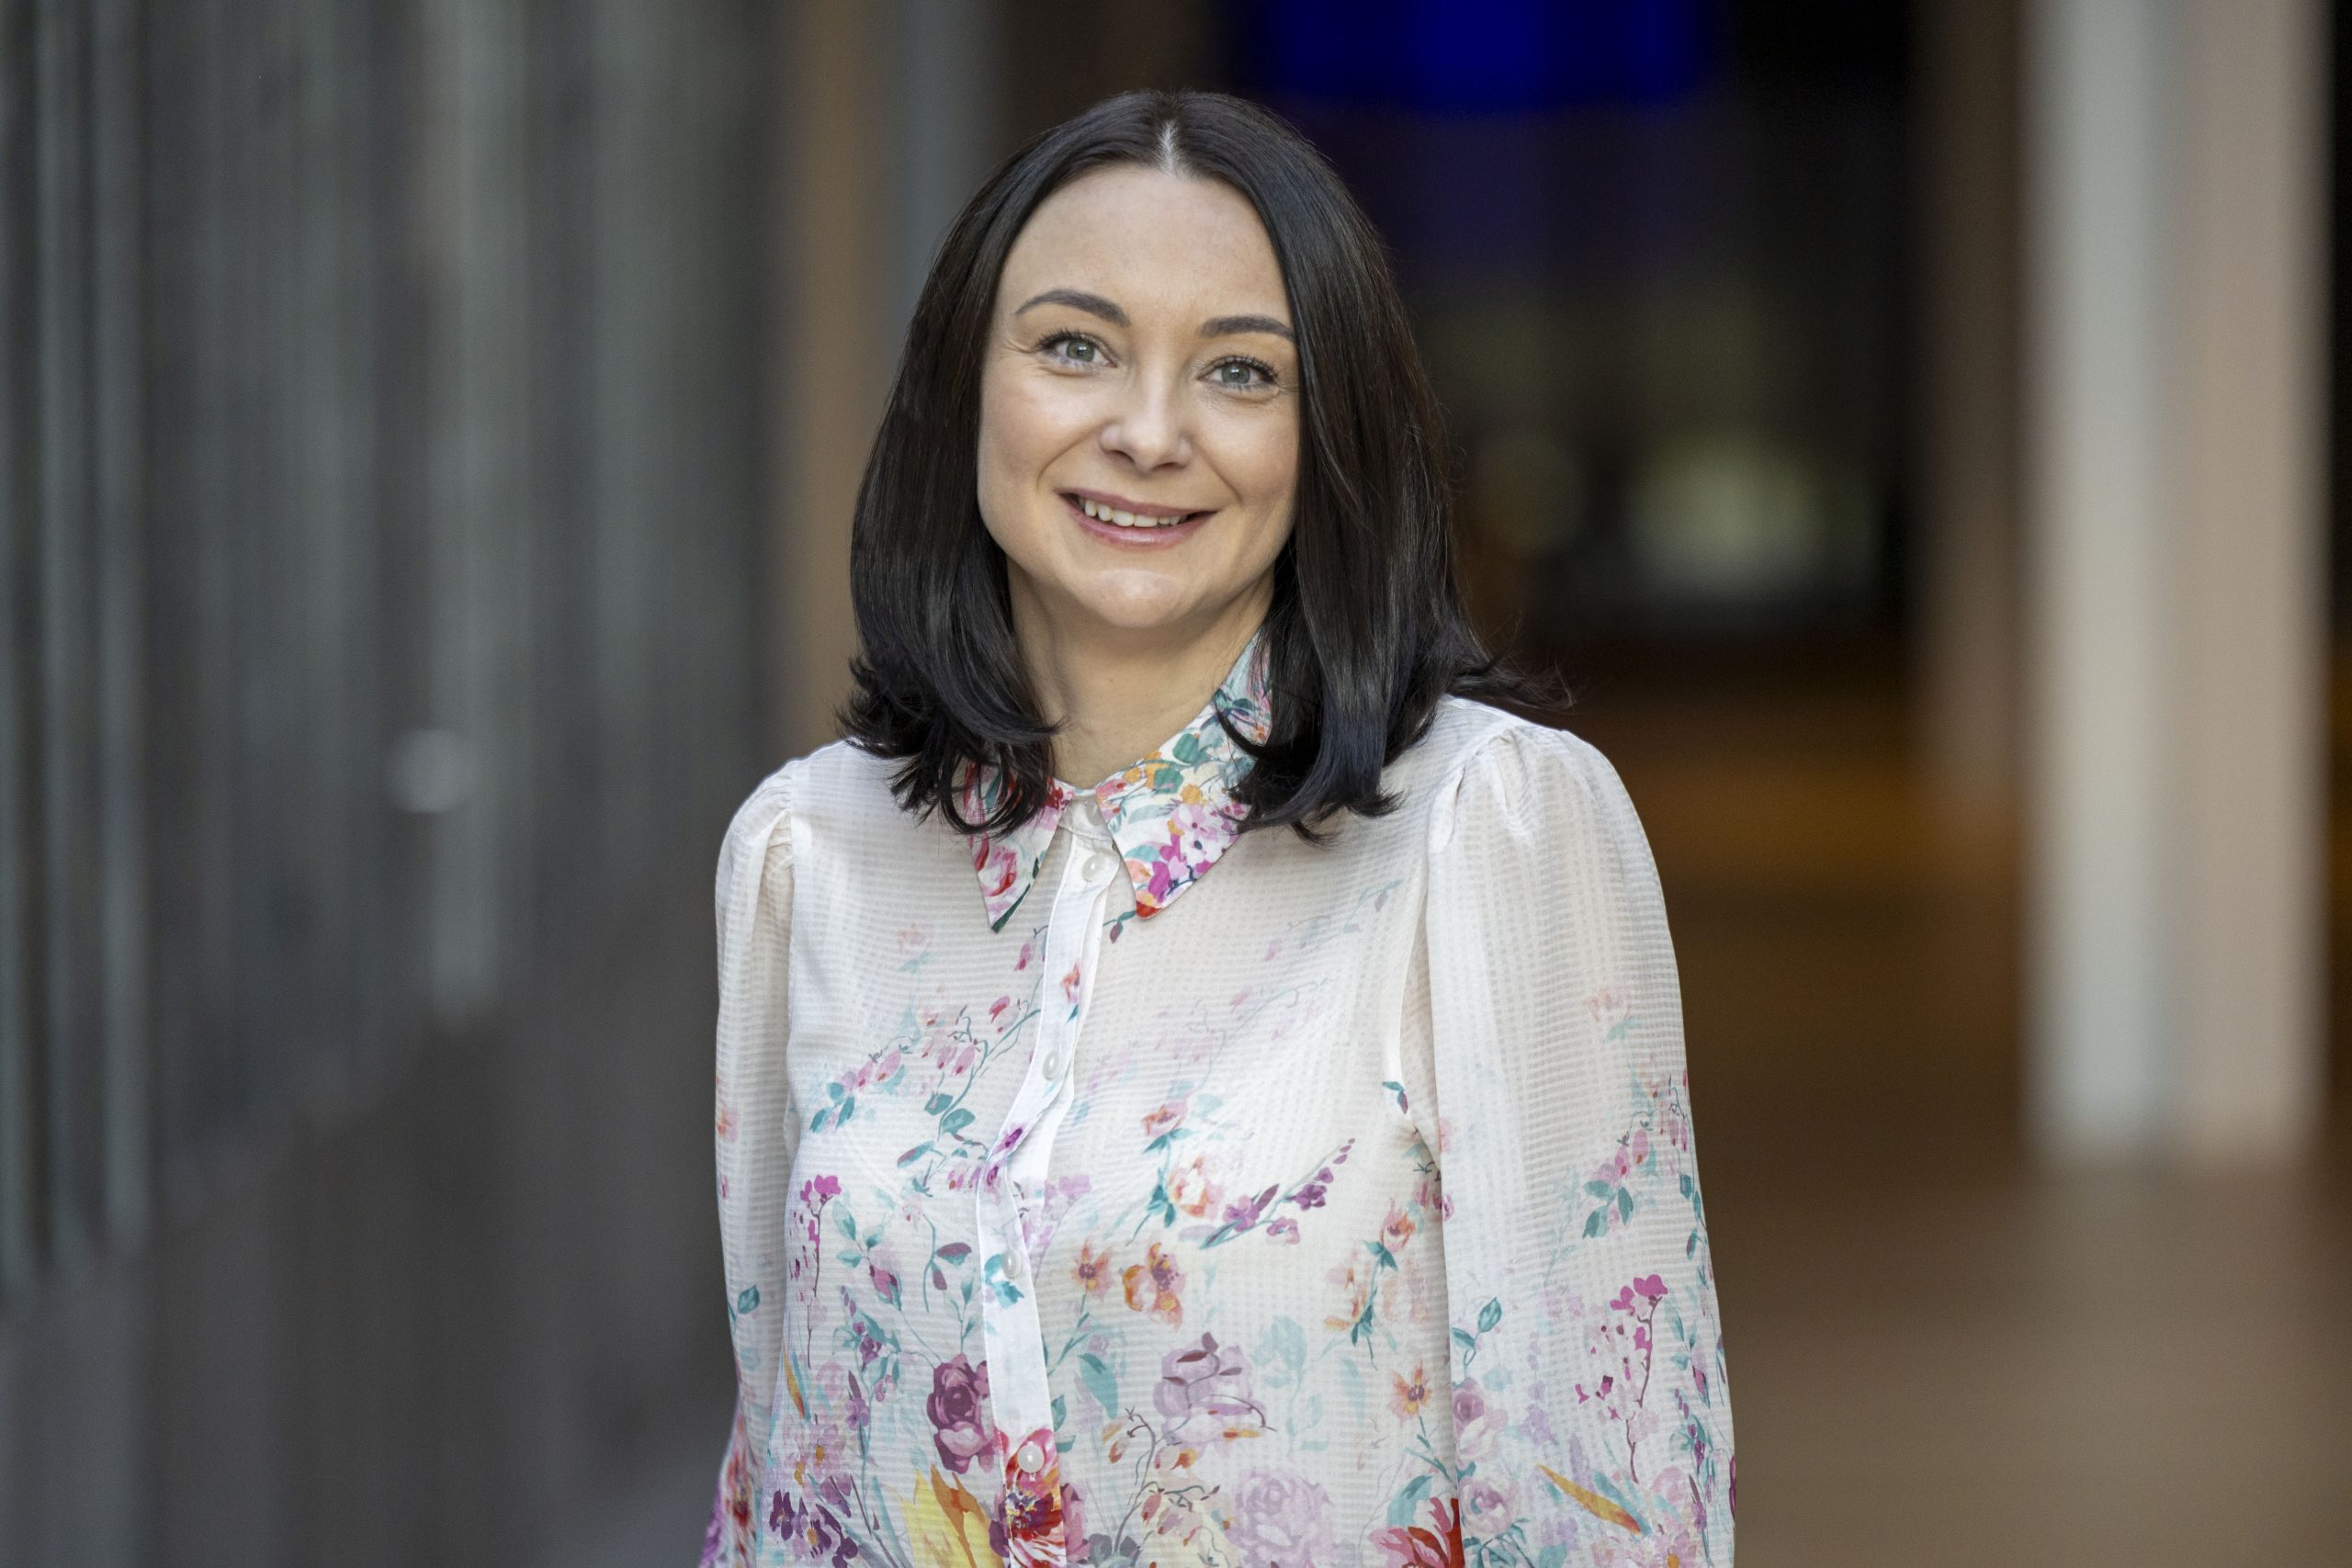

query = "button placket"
[975, 829, 1117, 1558]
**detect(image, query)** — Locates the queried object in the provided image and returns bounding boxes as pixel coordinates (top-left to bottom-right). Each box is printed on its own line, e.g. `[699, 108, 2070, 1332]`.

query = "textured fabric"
[704, 640, 1734, 1568]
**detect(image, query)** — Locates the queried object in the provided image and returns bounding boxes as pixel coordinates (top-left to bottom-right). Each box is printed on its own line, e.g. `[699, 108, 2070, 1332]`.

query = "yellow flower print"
[904, 1467, 1003, 1568]
[1389, 1364, 1432, 1422]
[1123, 1241, 1185, 1325]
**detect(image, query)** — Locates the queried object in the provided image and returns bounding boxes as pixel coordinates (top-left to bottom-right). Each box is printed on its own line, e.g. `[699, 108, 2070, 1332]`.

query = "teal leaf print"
[1386, 1472, 1433, 1528]
[897, 1142, 933, 1167]
[1257, 1315, 1306, 1379]
[1078, 1350, 1118, 1417]
[736, 1285, 760, 1315]
[1476, 1297, 1504, 1333]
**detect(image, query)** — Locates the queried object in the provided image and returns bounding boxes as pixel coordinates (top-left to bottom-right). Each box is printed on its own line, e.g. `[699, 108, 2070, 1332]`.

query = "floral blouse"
[703, 628, 1734, 1568]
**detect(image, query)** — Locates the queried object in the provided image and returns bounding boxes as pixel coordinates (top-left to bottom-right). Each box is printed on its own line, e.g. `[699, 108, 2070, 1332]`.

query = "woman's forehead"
[1000, 167, 1288, 323]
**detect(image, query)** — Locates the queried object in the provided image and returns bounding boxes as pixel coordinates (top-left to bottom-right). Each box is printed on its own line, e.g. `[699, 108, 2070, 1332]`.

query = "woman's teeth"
[1078, 496, 1192, 529]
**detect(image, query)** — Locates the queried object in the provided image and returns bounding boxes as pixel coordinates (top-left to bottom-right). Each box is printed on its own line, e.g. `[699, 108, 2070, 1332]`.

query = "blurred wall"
[1, 3, 782, 1562]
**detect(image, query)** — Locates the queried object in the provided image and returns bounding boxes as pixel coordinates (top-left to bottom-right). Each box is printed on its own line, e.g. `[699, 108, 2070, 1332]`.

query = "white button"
[1015, 1437, 1046, 1472]
[1001, 1248, 1023, 1283]
[1083, 851, 1114, 882]
[1042, 1048, 1066, 1080]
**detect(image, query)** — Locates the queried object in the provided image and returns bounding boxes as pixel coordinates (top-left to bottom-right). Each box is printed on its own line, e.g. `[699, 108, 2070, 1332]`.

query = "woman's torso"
[764, 694, 1513, 1568]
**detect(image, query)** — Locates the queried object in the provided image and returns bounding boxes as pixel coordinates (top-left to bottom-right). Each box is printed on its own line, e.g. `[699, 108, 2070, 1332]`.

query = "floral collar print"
[955, 628, 1272, 932]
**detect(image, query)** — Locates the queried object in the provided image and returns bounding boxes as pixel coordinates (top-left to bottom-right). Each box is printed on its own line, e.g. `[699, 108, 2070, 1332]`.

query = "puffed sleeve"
[1409, 721, 1734, 1565]
[702, 762, 801, 1567]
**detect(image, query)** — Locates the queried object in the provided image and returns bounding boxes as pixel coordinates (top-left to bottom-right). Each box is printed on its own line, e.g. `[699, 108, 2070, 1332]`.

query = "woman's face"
[977, 164, 1300, 650]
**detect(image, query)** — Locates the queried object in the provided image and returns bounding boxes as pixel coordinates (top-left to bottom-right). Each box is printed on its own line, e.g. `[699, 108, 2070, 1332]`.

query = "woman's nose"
[1097, 374, 1190, 469]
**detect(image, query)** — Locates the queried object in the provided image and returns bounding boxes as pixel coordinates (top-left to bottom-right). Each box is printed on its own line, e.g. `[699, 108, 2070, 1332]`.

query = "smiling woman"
[975, 164, 1305, 788]
[705, 90, 1734, 1568]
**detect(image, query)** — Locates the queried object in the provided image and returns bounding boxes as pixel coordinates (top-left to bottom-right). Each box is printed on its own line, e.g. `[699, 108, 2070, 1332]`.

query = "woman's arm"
[1409, 721, 1734, 1566]
[702, 762, 801, 1568]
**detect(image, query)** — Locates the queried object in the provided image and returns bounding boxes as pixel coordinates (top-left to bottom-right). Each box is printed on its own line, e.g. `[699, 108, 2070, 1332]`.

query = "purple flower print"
[1220, 1187, 1275, 1234]
[927, 1354, 997, 1474]
[1226, 1468, 1336, 1568]
[771, 1490, 860, 1566]
[1153, 1333, 1263, 1428]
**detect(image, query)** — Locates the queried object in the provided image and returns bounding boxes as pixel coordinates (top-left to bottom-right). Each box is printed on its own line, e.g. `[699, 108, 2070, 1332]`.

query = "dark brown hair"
[839, 88, 1545, 842]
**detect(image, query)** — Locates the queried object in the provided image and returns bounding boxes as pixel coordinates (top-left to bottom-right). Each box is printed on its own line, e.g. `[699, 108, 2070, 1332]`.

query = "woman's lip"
[1059, 491, 1211, 547]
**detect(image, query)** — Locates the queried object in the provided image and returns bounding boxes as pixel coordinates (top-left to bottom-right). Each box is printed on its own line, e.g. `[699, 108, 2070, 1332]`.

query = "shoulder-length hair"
[839, 88, 1549, 843]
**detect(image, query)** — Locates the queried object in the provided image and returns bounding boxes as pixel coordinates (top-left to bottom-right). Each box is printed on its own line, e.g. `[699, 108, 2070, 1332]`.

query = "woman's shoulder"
[1388, 694, 1646, 866]
[717, 737, 911, 869]
[728, 737, 904, 823]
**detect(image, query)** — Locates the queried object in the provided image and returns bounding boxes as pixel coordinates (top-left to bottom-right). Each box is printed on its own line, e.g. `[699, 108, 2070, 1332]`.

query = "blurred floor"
[1589, 641, 2352, 1566]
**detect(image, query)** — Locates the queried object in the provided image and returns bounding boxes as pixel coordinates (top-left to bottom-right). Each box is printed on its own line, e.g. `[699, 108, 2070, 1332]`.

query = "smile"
[1059, 491, 1213, 546]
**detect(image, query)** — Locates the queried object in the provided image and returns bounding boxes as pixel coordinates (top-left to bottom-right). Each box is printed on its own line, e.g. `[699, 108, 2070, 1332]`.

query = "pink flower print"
[1585, 984, 1632, 1035]
[1166, 799, 1228, 865]
[1073, 1239, 1114, 1299]
[1153, 1333, 1263, 1430]
[1263, 1216, 1300, 1244]
[1458, 1473, 1519, 1540]
[1388, 1364, 1434, 1422]
[1061, 962, 1083, 1007]
[1122, 1242, 1185, 1325]
[1141, 1099, 1188, 1141]
[1168, 1156, 1222, 1219]
[1370, 1496, 1464, 1568]
[1227, 1469, 1336, 1568]
[995, 1428, 1069, 1568]
[975, 840, 1019, 899]
[1381, 1202, 1417, 1250]
[800, 1174, 841, 1206]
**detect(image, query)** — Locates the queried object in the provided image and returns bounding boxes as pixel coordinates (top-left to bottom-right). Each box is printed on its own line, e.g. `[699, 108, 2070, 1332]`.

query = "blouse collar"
[956, 626, 1273, 931]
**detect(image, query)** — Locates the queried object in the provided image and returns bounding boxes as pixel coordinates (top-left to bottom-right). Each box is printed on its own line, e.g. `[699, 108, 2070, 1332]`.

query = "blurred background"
[2, 1, 2346, 1563]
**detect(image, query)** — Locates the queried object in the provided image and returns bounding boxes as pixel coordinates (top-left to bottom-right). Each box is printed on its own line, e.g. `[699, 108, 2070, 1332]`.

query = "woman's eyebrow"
[1201, 312, 1294, 343]
[1014, 289, 1295, 344]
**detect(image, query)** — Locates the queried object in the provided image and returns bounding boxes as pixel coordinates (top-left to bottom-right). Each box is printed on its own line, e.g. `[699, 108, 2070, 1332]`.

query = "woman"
[705, 90, 1732, 1568]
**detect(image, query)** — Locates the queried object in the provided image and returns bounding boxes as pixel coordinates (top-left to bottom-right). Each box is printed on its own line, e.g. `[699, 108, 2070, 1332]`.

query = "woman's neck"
[1012, 590, 1269, 791]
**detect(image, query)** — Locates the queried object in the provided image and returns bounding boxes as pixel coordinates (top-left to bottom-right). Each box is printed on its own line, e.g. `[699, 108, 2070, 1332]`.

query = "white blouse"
[701, 628, 1734, 1568]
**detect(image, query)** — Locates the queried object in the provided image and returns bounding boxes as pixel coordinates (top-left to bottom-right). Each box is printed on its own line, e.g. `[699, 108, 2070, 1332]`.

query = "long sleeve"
[702, 763, 802, 1568]
[1412, 722, 1734, 1566]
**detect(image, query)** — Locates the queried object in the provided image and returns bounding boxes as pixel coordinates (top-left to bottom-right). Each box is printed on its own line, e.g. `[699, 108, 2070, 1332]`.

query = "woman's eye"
[1042, 333, 1102, 365]
[1212, 359, 1274, 389]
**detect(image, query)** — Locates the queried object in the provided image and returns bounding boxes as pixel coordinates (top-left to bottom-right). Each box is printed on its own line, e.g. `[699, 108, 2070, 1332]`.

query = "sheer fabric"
[704, 632, 1733, 1568]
